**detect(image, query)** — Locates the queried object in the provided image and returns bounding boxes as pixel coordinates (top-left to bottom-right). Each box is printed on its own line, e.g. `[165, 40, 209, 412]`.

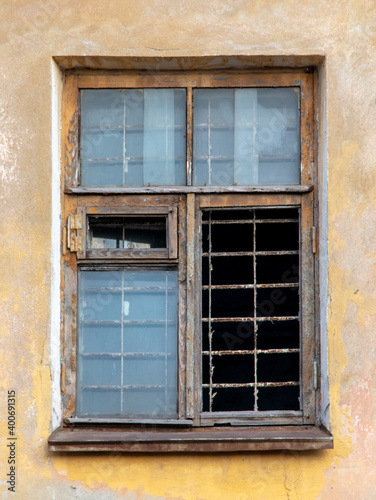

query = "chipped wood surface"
[48, 425, 333, 452]
[60, 68, 319, 432]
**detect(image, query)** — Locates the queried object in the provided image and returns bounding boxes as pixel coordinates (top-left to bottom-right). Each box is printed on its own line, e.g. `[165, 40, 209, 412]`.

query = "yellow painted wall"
[1, 0, 376, 498]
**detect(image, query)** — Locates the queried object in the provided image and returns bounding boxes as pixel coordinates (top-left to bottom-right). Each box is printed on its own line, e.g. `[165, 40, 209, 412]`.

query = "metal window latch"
[311, 226, 317, 254]
[313, 361, 318, 391]
[67, 213, 82, 253]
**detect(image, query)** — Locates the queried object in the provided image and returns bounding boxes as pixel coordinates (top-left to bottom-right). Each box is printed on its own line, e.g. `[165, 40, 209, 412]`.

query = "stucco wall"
[1, 1, 376, 498]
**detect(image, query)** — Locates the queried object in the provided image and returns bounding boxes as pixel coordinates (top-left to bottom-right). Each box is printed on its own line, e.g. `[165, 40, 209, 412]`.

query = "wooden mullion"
[177, 196, 187, 419]
[185, 193, 196, 420]
[62, 74, 79, 189]
[300, 191, 316, 424]
[300, 72, 315, 185]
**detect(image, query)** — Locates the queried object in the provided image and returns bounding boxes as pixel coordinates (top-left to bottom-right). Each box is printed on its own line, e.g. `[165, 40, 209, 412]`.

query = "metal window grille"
[201, 207, 301, 413]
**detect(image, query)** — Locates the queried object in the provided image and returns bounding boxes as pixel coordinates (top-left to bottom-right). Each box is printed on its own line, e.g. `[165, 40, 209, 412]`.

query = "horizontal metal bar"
[200, 410, 303, 419]
[202, 220, 254, 225]
[202, 348, 300, 356]
[202, 283, 299, 290]
[202, 218, 298, 225]
[202, 250, 299, 257]
[255, 219, 298, 224]
[202, 316, 299, 322]
[202, 381, 299, 388]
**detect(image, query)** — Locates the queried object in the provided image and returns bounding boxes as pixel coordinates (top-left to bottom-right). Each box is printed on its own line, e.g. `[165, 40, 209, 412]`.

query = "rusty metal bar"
[202, 381, 299, 389]
[202, 250, 299, 257]
[202, 283, 298, 290]
[253, 210, 258, 411]
[202, 316, 299, 323]
[208, 210, 213, 412]
[201, 218, 298, 225]
[202, 349, 300, 356]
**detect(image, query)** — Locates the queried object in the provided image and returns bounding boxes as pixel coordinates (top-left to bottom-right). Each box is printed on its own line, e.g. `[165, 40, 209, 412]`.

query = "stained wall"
[1, 1, 376, 498]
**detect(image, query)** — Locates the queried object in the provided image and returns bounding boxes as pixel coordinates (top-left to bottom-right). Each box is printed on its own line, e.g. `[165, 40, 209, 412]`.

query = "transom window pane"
[77, 269, 178, 418]
[88, 216, 167, 250]
[80, 89, 186, 186]
[201, 208, 300, 412]
[193, 88, 300, 186]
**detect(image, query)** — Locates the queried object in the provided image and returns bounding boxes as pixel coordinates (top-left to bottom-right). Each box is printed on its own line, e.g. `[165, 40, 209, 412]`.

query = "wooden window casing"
[49, 68, 334, 452]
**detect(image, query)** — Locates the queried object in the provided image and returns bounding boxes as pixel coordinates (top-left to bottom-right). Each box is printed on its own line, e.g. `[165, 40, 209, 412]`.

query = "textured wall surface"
[1, 1, 376, 498]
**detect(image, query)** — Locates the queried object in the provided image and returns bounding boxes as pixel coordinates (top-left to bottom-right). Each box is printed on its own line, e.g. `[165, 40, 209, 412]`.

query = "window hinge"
[311, 226, 317, 254]
[313, 361, 318, 391]
[67, 213, 83, 253]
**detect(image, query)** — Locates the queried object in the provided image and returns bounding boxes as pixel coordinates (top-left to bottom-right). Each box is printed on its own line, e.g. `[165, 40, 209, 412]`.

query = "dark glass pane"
[257, 353, 299, 383]
[88, 216, 167, 249]
[211, 256, 253, 285]
[256, 254, 299, 284]
[256, 287, 299, 318]
[212, 387, 254, 412]
[258, 386, 300, 411]
[257, 320, 299, 350]
[202, 321, 254, 352]
[212, 354, 254, 384]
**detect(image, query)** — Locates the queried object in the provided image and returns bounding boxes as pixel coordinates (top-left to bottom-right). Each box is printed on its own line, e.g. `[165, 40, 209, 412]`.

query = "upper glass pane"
[80, 89, 186, 186]
[193, 88, 300, 186]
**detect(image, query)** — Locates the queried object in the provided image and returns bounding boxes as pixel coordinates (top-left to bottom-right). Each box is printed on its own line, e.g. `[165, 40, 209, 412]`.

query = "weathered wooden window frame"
[49, 68, 334, 452]
[76, 206, 178, 260]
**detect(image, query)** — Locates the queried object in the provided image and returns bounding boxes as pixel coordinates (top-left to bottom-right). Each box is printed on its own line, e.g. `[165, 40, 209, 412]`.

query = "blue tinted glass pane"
[193, 88, 300, 185]
[80, 89, 186, 187]
[77, 269, 178, 418]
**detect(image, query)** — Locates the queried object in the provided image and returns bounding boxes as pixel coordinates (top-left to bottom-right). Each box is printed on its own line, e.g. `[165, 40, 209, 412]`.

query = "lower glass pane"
[77, 269, 178, 418]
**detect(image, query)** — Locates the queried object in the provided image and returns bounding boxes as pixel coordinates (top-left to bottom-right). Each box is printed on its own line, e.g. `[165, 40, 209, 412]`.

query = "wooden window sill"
[48, 425, 333, 452]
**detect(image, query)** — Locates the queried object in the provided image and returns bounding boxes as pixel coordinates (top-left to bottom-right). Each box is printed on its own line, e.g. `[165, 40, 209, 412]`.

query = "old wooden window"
[49, 69, 333, 451]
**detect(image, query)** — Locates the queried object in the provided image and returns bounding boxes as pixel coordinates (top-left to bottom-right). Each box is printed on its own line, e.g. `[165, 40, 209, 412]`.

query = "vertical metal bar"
[208, 211, 213, 412]
[253, 210, 258, 410]
[186, 87, 193, 186]
[121, 271, 125, 414]
[164, 272, 168, 412]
